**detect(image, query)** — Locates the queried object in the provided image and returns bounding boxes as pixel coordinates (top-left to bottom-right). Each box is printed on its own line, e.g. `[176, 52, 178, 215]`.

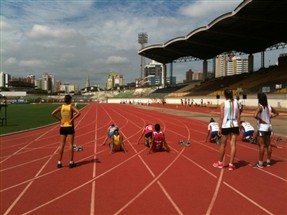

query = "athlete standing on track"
[148, 123, 170, 153]
[52, 95, 80, 168]
[213, 89, 240, 170]
[254, 93, 279, 168]
[137, 124, 154, 147]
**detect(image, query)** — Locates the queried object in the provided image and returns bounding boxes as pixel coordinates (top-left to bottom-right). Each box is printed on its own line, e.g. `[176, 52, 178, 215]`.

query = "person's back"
[149, 123, 170, 153]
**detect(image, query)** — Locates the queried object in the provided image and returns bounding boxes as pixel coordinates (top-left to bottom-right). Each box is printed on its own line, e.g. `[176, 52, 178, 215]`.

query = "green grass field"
[0, 103, 86, 135]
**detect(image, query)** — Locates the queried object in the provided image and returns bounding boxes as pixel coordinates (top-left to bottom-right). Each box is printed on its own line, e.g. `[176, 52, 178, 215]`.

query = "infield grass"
[0, 103, 86, 135]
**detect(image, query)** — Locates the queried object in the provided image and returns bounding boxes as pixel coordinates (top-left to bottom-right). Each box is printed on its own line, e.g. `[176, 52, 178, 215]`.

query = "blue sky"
[1, 0, 285, 88]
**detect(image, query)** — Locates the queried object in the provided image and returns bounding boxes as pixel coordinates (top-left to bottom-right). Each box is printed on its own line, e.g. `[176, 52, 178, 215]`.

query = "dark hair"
[224, 89, 233, 100]
[154, 123, 160, 132]
[210, 118, 215, 122]
[258, 93, 268, 108]
[64, 95, 72, 103]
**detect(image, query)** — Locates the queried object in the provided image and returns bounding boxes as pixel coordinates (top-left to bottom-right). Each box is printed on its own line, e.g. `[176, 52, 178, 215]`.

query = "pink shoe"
[213, 161, 223, 168]
[228, 163, 235, 170]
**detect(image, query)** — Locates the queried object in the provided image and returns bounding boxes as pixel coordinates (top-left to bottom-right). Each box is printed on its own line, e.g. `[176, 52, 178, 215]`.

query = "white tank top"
[257, 105, 272, 131]
[222, 100, 239, 128]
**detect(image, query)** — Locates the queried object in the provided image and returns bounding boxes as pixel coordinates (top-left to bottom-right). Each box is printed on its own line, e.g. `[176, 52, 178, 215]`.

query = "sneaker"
[266, 161, 271, 167]
[213, 161, 223, 169]
[256, 163, 263, 168]
[228, 163, 235, 170]
[69, 162, 76, 168]
[57, 163, 62, 168]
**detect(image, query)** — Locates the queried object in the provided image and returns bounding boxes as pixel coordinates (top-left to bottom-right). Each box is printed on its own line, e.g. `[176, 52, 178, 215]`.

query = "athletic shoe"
[256, 163, 263, 168]
[213, 161, 223, 168]
[228, 163, 235, 170]
[69, 162, 76, 168]
[266, 161, 271, 167]
[57, 163, 62, 168]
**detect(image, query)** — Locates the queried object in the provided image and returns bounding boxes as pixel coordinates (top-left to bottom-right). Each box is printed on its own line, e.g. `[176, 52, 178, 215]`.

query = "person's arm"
[206, 124, 210, 142]
[218, 102, 224, 136]
[254, 106, 265, 124]
[148, 135, 154, 154]
[162, 133, 170, 152]
[271, 107, 279, 119]
[137, 129, 145, 144]
[70, 106, 81, 123]
[120, 134, 127, 152]
[102, 127, 111, 145]
[51, 106, 62, 122]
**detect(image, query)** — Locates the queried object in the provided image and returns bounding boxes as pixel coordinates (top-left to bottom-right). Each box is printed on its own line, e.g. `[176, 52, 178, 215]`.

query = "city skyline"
[1, 0, 285, 88]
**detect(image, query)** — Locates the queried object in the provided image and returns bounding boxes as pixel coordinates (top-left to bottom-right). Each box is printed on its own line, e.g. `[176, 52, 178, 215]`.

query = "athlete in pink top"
[137, 124, 154, 147]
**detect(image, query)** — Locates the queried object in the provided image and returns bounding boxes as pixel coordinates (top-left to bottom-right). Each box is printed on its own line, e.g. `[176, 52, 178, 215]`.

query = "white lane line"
[21, 148, 147, 215]
[90, 104, 98, 215]
[223, 182, 274, 215]
[113, 148, 185, 215]
[206, 168, 225, 215]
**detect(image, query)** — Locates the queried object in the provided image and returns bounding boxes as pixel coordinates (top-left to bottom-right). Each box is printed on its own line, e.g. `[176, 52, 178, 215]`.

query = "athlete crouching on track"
[102, 124, 118, 146]
[213, 89, 240, 170]
[110, 128, 127, 154]
[52, 95, 80, 168]
[137, 123, 154, 147]
[148, 124, 170, 154]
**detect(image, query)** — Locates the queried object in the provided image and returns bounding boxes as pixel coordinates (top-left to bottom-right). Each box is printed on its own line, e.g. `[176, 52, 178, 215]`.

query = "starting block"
[73, 144, 83, 152]
[178, 140, 191, 147]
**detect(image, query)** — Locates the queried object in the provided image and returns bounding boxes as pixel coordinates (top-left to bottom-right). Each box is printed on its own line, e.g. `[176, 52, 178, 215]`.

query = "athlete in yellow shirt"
[110, 128, 127, 154]
[52, 95, 80, 168]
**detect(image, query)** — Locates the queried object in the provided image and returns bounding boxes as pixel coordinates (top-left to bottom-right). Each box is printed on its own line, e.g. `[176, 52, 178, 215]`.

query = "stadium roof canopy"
[138, 0, 287, 64]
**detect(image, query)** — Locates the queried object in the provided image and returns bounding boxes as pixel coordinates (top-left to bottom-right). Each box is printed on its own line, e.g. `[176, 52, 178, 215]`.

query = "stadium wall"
[107, 94, 287, 109]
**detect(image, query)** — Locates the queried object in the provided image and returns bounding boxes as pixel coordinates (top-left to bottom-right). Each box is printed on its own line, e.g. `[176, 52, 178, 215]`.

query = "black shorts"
[60, 126, 75, 135]
[144, 132, 153, 139]
[221, 127, 239, 135]
[258, 130, 271, 137]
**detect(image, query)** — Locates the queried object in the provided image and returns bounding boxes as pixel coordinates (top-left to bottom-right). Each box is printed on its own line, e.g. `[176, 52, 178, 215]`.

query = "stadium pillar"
[203, 60, 208, 81]
[162, 64, 167, 88]
[170, 62, 173, 85]
[248, 54, 254, 73]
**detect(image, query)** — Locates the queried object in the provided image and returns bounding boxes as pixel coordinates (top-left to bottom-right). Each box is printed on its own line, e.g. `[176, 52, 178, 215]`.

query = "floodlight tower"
[138, 32, 148, 80]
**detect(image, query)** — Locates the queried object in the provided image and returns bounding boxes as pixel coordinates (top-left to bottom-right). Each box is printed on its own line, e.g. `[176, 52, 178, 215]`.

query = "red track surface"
[1, 103, 287, 215]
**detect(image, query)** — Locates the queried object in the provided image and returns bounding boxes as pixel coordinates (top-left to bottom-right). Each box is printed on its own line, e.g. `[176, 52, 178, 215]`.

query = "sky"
[1, 0, 286, 89]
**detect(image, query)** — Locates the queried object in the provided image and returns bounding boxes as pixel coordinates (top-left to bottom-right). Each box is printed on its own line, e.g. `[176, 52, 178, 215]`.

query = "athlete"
[110, 128, 127, 153]
[254, 93, 279, 168]
[213, 89, 240, 170]
[52, 95, 80, 168]
[137, 124, 154, 147]
[148, 124, 170, 153]
[240, 121, 255, 143]
[102, 124, 118, 146]
[206, 118, 221, 144]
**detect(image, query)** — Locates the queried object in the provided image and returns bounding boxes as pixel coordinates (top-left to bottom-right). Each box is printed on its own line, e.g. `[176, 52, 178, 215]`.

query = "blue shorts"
[211, 131, 218, 138]
[108, 131, 115, 138]
[243, 130, 254, 137]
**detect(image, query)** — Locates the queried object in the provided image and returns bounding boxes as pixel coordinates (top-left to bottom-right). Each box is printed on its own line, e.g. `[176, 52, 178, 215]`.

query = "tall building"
[106, 72, 123, 90]
[185, 69, 194, 82]
[0, 72, 11, 88]
[216, 54, 248, 77]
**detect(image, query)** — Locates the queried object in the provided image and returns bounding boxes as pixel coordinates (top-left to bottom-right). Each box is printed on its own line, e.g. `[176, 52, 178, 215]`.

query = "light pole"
[138, 32, 148, 83]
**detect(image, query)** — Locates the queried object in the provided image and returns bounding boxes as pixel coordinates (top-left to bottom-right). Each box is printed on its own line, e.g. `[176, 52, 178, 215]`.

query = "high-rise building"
[216, 54, 248, 77]
[0, 72, 11, 88]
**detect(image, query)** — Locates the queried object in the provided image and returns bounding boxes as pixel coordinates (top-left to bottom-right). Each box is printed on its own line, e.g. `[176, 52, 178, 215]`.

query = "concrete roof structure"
[138, 0, 287, 64]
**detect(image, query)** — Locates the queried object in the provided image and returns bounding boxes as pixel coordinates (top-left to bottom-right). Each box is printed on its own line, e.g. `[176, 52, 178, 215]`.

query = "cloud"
[106, 56, 130, 64]
[19, 59, 49, 68]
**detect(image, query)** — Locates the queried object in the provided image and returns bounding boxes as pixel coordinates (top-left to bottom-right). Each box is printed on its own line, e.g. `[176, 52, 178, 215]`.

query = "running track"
[1, 103, 286, 215]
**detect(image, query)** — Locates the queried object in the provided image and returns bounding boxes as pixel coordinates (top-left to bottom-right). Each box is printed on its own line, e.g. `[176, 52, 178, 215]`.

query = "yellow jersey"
[113, 135, 120, 145]
[61, 104, 73, 127]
